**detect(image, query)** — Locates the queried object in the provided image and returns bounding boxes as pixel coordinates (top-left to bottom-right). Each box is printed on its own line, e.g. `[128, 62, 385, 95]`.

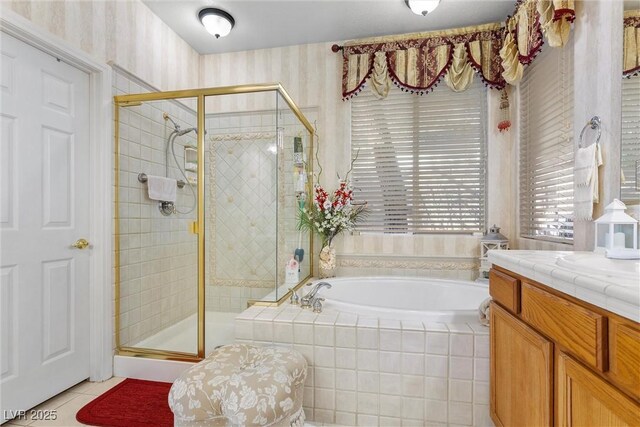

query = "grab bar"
[138, 172, 185, 189]
[578, 116, 601, 148]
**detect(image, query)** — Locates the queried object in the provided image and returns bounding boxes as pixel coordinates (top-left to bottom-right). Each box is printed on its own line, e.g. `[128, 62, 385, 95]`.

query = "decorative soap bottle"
[285, 257, 300, 284]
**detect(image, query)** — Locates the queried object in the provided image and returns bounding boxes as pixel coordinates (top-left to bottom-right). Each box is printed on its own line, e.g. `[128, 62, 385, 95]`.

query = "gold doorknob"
[71, 238, 90, 249]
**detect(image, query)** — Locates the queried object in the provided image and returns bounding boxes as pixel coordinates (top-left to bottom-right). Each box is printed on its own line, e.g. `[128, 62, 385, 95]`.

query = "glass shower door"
[115, 94, 199, 356]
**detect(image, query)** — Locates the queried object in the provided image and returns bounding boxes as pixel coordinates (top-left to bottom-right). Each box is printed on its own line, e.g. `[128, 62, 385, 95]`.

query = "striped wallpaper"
[4, 0, 200, 90]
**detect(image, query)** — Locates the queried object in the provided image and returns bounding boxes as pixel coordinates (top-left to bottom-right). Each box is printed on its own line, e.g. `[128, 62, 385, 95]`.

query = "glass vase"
[318, 242, 336, 278]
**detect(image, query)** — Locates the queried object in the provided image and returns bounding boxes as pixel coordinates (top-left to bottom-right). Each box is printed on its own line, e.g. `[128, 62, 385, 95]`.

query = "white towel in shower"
[146, 175, 177, 202]
[574, 143, 603, 221]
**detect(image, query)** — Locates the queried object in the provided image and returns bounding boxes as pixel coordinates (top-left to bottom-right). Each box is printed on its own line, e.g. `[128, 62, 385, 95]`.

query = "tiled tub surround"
[114, 69, 198, 349]
[235, 304, 491, 426]
[488, 250, 640, 322]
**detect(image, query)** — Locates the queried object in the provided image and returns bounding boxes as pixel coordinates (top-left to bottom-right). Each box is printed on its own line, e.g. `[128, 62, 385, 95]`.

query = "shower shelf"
[137, 172, 186, 189]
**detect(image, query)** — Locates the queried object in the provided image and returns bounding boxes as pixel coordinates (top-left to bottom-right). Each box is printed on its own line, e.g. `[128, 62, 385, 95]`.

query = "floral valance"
[340, 0, 575, 99]
[624, 10, 640, 78]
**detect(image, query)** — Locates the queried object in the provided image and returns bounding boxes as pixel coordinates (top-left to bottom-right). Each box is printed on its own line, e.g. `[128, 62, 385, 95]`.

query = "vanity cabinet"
[557, 352, 640, 426]
[489, 266, 640, 427]
[490, 302, 553, 427]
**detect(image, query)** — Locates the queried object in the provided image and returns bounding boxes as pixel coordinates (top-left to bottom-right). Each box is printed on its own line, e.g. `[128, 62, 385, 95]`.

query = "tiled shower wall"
[205, 111, 277, 312]
[205, 109, 314, 312]
[114, 68, 198, 348]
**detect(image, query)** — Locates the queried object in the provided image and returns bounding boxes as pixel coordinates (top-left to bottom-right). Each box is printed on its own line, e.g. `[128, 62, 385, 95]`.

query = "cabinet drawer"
[521, 282, 607, 371]
[489, 269, 520, 314]
[609, 320, 640, 399]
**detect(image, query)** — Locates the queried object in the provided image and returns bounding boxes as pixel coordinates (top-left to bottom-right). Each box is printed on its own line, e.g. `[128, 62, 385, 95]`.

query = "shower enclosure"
[114, 84, 314, 360]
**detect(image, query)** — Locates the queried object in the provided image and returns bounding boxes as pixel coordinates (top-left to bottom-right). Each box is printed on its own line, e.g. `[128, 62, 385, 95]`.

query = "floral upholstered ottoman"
[168, 344, 308, 427]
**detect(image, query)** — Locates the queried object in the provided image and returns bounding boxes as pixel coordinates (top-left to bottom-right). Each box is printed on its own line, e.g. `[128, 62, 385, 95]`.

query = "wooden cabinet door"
[557, 352, 640, 427]
[490, 302, 553, 427]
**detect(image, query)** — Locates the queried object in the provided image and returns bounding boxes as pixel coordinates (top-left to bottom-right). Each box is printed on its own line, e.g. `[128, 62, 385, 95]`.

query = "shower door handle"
[71, 238, 90, 249]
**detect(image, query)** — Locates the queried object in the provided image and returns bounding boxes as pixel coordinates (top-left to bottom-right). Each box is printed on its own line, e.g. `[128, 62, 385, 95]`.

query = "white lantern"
[479, 224, 509, 279]
[594, 199, 639, 259]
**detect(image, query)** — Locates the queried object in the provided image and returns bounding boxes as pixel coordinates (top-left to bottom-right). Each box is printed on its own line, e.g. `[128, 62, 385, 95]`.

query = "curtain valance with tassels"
[342, 23, 505, 98]
[340, 0, 575, 100]
[624, 10, 640, 78]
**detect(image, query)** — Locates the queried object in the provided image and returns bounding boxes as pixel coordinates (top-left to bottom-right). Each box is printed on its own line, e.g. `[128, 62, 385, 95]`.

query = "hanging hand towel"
[146, 175, 177, 202]
[574, 143, 603, 221]
[574, 143, 598, 187]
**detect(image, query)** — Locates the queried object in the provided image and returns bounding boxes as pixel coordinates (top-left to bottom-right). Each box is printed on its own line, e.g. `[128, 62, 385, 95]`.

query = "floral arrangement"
[298, 180, 367, 248]
[298, 127, 367, 277]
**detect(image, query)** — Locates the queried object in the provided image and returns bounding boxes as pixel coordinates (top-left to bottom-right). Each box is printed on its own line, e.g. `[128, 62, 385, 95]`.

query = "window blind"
[350, 80, 487, 233]
[519, 41, 574, 242]
[621, 76, 640, 204]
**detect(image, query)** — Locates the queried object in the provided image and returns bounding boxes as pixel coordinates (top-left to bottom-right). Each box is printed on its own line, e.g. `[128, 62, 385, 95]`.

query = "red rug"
[76, 378, 173, 427]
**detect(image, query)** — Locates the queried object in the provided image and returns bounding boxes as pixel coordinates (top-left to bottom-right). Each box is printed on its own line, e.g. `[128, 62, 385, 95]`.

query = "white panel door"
[0, 32, 91, 419]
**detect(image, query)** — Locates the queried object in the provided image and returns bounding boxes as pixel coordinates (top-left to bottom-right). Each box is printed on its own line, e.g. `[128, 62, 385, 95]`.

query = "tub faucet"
[301, 281, 332, 308]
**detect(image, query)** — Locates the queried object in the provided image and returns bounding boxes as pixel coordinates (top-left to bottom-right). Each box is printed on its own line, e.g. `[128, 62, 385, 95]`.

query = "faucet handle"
[312, 297, 325, 313]
[288, 288, 300, 305]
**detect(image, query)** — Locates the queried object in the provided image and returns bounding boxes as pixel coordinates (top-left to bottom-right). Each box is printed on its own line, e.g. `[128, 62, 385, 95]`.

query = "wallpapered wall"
[5, 0, 199, 90]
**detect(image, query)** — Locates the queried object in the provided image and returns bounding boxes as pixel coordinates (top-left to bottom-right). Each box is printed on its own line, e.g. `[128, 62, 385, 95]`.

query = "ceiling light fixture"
[198, 7, 235, 39]
[405, 0, 441, 16]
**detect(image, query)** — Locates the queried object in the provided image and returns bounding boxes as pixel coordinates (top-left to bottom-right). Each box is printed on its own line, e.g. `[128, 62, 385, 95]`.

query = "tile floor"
[4, 377, 126, 427]
[4, 376, 336, 427]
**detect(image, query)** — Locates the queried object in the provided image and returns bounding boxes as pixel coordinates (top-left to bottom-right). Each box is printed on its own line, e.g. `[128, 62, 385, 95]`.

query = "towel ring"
[578, 116, 601, 148]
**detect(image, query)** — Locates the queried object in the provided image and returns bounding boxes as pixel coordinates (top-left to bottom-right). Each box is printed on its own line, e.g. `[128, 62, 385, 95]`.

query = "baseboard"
[113, 356, 194, 383]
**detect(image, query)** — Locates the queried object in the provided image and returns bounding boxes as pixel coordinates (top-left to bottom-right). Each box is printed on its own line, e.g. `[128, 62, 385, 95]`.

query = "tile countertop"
[488, 250, 640, 323]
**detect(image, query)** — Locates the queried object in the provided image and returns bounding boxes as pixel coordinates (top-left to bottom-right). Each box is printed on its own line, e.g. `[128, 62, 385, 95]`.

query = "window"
[621, 76, 640, 204]
[350, 80, 487, 233]
[519, 41, 574, 242]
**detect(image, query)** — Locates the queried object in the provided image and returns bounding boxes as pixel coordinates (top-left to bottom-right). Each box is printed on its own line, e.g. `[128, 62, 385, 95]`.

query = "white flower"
[171, 379, 187, 399]
[280, 397, 294, 412]
[239, 389, 258, 409]
[273, 370, 289, 384]
[323, 200, 331, 209]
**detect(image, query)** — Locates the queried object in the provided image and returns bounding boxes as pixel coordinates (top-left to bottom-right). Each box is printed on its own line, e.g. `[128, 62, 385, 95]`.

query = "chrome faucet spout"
[300, 281, 332, 308]
[306, 281, 332, 299]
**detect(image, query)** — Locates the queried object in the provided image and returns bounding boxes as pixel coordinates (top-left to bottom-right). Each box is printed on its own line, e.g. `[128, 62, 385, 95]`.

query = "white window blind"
[621, 75, 640, 204]
[519, 41, 574, 242]
[350, 80, 487, 233]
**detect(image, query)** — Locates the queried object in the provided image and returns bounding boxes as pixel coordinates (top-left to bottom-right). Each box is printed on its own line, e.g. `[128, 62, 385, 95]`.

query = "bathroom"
[0, 0, 639, 426]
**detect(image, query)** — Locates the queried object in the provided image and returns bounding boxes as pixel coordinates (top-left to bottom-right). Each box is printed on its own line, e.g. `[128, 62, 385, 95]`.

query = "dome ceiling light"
[198, 7, 235, 39]
[405, 0, 441, 16]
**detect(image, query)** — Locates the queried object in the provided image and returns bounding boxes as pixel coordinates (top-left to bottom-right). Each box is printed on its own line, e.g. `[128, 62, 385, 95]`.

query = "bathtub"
[312, 276, 489, 323]
[235, 275, 493, 425]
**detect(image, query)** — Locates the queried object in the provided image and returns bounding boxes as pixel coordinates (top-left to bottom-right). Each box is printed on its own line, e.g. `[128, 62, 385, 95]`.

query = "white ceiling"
[142, 0, 517, 55]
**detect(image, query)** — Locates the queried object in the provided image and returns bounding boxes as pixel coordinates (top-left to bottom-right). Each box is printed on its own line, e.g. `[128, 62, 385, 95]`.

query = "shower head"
[176, 127, 197, 136]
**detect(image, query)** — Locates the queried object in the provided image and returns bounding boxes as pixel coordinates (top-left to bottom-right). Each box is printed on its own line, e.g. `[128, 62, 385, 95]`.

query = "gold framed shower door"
[114, 83, 315, 362]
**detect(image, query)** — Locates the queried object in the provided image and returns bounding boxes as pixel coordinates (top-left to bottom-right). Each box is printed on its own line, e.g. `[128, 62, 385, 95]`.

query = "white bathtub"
[312, 276, 488, 323]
